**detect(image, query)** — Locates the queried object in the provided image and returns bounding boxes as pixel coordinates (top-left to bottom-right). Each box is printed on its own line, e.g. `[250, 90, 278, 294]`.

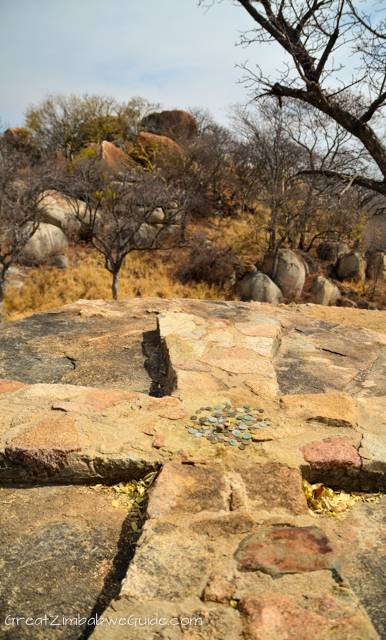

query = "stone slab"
[280, 392, 357, 427]
[235, 526, 340, 578]
[146, 462, 229, 519]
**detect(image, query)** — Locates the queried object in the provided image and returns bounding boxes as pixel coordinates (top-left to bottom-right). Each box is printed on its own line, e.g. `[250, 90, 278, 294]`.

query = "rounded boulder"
[260, 249, 306, 301]
[336, 250, 366, 283]
[311, 276, 340, 306]
[236, 270, 283, 303]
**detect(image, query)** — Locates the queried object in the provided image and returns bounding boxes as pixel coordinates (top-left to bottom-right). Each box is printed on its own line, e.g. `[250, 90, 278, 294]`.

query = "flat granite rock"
[146, 462, 229, 519]
[5, 415, 82, 474]
[240, 593, 378, 640]
[0, 298, 384, 640]
[235, 526, 340, 578]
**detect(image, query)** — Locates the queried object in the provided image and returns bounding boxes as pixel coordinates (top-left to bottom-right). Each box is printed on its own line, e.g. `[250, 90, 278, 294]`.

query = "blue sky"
[0, 0, 283, 128]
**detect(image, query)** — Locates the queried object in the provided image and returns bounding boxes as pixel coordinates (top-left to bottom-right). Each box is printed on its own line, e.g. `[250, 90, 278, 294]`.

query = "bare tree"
[199, 0, 386, 196]
[229, 99, 312, 252]
[60, 151, 187, 298]
[0, 136, 55, 320]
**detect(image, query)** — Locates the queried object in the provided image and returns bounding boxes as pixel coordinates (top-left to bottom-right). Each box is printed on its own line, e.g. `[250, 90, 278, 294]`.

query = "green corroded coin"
[214, 405, 222, 410]
[232, 430, 241, 437]
[188, 428, 198, 434]
[244, 404, 250, 409]
[229, 439, 237, 446]
[195, 432, 203, 438]
[242, 433, 252, 440]
[199, 428, 206, 433]
[239, 425, 247, 430]
[259, 422, 267, 427]
[217, 434, 225, 440]
[206, 406, 212, 411]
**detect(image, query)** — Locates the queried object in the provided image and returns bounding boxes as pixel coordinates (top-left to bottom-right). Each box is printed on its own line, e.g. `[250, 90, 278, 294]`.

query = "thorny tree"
[199, 0, 386, 197]
[0, 135, 55, 321]
[60, 150, 187, 299]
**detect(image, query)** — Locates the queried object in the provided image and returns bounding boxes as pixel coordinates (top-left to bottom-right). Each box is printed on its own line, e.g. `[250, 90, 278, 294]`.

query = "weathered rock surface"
[133, 222, 157, 246]
[311, 275, 340, 306]
[39, 190, 83, 235]
[52, 254, 69, 269]
[260, 249, 306, 300]
[96, 139, 135, 175]
[148, 206, 165, 223]
[240, 593, 377, 640]
[141, 109, 198, 140]
[0, 297, 384, 639]
[235, 526, 340, 577]
[0, 484, 140, 640]
[236, 270, 283, 303]
[135, 131, 182, 166]
[23, 222, 69, 263]
[336, 250, 366, 283]
[3, 126, 34, 149]
[295, 250, 320, 274]
[317, 241, 350, 262]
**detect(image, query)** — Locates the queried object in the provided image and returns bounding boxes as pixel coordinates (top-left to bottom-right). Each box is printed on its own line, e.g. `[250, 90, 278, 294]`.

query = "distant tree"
[60, 149, 186, 298]
[24, 93, 162, 160]
[0, 135, 55, 320]
[229, 99, 310, 252]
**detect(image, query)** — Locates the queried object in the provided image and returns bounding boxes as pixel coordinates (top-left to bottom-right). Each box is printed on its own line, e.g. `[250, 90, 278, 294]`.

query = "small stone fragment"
[203, 573, 235, 604]
[152, 434, 165, 449]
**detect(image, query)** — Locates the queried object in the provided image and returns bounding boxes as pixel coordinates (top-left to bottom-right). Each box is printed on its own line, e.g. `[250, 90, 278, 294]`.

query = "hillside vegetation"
[1, 93, 386, 320]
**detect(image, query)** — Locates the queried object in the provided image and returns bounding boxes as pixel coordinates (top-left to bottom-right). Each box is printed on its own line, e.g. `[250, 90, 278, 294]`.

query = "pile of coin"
[183, 402, 271, 451]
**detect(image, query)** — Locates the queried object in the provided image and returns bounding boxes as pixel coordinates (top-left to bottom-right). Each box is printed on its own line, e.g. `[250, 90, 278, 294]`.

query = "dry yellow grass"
[3, 248, 232, 321]
[207, 211, 268, 260]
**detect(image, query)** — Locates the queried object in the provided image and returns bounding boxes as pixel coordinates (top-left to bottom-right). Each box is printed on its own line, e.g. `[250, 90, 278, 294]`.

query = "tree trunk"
[112, 272, 119, 300]
[0, 276, 7, 322]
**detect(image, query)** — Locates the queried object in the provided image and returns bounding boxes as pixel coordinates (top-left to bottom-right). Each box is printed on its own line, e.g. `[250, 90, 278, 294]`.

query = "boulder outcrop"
[39, 190, 83, 235]
[134, 131, 183, 167]
[311, 276, 340, 306]
[317, 241, 350, 262]
[260, 249, 306, 300]
[95, 140, 135, 175]
[140, 109, 198, 140]
[23, 223, 69, 264]
[336, 250, 366, 283]
[236, 269, 283, 303]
